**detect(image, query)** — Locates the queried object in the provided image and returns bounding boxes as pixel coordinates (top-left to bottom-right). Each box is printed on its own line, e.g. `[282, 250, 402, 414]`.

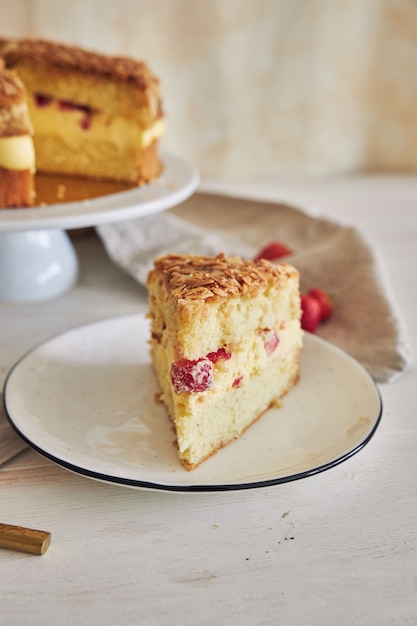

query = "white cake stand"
[0, 153, 199, 302]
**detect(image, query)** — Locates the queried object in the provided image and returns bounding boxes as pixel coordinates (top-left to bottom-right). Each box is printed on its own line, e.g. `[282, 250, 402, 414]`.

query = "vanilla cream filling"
[140, 119, 165, 148]
[0, 135, 35, 171]
[29, 99, 165, 149]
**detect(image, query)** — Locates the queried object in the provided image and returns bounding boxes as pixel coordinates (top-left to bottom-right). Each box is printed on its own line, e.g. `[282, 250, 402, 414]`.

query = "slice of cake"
[1, 37, 164, 185]
[0, 61, 35, 208]
[147, 253, 303, 470]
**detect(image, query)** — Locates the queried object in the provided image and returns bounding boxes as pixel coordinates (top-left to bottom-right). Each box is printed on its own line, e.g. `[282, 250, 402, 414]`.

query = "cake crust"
[0, 167, 34, 207]
[149, 252, 299, 321]
[0, 68, 26, 106]
[0, 64, 35, 207]
[1, 38, 163, 119]
[0, 69, 32, 137]
[1, 38, 157, 85]
[147, 252, 303, 471]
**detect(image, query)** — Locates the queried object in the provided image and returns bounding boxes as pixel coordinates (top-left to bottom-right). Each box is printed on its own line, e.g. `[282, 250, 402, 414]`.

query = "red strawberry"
[206, 347, 231, 363]
[254, 241, 292, 262]
[171, 358, 213, 393]
[300, 295, 321, 333]
[307, 288, 334, 322]
[261, 329, 280, 355]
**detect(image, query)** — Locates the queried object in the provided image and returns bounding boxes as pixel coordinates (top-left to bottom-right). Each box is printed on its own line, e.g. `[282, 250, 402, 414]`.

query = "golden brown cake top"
[148, 253, 298, 304]
[1, 37, 162, 105]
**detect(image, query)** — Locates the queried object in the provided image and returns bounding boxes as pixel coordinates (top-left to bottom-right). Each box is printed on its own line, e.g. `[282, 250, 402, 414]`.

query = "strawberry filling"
[232, 375, 244, 388]
[171, 358, 213, 393]
[34, 93, 53, 107]
[34, 92, 95, 130]
[260, 329, 279, 355]
[170, 347, 232, 393]
[206, 347, 232, 363]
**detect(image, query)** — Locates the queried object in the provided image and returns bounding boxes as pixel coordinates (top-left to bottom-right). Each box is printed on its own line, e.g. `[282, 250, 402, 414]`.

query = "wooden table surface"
[1, 177, 416, 626]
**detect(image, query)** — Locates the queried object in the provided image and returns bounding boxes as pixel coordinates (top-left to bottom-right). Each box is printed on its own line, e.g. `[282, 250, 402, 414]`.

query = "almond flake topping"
[147, 253, 297, 308]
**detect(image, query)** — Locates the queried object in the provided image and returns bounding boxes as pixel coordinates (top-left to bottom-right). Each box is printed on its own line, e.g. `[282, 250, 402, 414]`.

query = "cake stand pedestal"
[0, 154, 199, 302]
[0, 230, 78, 302]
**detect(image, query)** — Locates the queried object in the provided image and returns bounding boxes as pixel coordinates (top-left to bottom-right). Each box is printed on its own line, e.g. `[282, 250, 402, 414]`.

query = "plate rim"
[0, 152, 199, 232]
[3, 313, 383, 493]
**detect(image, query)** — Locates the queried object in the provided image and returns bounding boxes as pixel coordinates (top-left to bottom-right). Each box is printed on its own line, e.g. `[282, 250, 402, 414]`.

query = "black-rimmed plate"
[3, 314, 382, 492]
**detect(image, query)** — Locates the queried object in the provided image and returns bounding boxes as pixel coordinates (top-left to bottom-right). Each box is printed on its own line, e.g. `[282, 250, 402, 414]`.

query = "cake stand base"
[0, 154, 199, 303]
[0, 229, 79, 302]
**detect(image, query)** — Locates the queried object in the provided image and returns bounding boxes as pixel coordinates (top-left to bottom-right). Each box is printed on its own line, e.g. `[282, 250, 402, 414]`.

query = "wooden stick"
[0, 523, 51, 555]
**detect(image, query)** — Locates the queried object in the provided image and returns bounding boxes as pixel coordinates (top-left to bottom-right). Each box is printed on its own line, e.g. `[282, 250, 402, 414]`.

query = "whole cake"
[0, 37, 164, 189]
[147, 252, 303, 470]
[0, 60, 35, 208]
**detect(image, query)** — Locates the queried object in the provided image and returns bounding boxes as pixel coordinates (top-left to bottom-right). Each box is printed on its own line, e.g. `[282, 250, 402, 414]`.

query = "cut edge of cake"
[0, 36, 165, 187]
[146, 252, 303, 471]
[0, 61, 35, 208]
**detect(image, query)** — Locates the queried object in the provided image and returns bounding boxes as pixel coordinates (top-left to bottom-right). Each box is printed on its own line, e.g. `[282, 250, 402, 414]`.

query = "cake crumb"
[56, 184, 66, 200]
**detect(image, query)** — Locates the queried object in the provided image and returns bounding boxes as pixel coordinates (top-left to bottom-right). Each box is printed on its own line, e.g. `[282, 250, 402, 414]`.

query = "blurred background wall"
[2, 0, 417, 180]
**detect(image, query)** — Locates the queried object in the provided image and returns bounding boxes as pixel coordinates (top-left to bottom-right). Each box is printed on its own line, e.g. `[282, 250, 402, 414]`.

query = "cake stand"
[0, 153, 199, 302]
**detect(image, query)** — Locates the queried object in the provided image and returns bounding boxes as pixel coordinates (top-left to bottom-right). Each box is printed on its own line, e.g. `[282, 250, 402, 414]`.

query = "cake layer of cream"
[140, 119, 165, 148]
[29, 100, 165, 149]
[0, 135, 35, 171]
[28, 101, 164, 181]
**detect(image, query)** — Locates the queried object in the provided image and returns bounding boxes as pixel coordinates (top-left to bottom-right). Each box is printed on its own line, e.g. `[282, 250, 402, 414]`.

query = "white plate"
[3, 314, 382, 492]
[0, 153, 199, 232]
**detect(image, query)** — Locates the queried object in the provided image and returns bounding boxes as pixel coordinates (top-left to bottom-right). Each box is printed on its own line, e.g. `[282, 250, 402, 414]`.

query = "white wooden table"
[1, 177, 416, 626]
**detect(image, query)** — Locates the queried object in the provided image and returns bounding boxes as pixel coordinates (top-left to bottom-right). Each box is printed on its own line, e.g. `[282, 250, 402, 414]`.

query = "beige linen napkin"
[97, 192, 412, 383]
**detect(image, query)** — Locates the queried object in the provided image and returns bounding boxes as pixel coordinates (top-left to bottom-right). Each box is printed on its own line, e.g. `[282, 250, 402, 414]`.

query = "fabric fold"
[97, 192, 412, 383]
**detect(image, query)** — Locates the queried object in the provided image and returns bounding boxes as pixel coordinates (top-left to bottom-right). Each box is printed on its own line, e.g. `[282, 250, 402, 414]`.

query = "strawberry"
[260, 329, 280, 355]
[307, 288, 334, 322]
[206, 347, 231, 363]
[170, 347, 232, 393]
[171, 358, 213, 393]
[254, 241, 292, 262]
[300, 295, 321, 333]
